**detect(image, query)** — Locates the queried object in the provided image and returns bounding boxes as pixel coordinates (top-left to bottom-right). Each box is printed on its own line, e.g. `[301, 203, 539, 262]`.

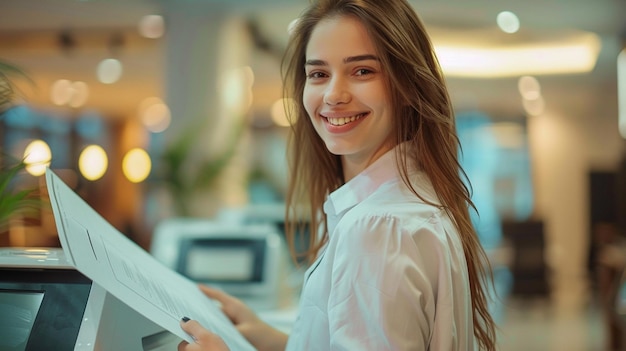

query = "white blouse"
[285, 148, 475, 351]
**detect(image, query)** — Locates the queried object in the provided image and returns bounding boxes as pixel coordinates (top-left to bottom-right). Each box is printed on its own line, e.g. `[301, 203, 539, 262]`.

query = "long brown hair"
[282, 0, 496, 349]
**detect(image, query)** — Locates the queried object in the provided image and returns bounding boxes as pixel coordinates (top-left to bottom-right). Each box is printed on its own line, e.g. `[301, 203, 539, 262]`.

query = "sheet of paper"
[45, 169, 254, 350]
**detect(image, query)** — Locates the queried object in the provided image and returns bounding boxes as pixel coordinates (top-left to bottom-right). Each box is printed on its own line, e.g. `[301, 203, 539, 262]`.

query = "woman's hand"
[178, 318, 230, 351]
[197, 285, 288, 351]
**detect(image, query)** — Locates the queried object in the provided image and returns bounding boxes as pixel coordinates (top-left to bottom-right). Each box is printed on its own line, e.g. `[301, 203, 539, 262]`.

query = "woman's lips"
[325, 112, 366, 126]
[321, 112, 369, 132]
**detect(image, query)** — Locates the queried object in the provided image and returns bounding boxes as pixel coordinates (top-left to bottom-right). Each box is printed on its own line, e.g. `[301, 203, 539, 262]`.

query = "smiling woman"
[177, 0, 496, 350]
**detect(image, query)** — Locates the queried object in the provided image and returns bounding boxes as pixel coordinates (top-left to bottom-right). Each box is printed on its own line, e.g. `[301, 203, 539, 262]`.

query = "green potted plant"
[0, 60, 42, 233]
[0, 156, 42, 232]
[159, 117, 247, 217]
[0, 61, 28, 111]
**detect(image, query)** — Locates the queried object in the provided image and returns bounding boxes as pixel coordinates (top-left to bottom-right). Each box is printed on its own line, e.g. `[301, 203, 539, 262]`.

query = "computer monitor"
[0, 249, 90, 351]
[0, 247, 180, 351]
[150, 219, 284, 311]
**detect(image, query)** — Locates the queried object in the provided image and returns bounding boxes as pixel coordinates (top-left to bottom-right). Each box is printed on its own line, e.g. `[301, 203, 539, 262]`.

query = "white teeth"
[327, 113, 363, 126]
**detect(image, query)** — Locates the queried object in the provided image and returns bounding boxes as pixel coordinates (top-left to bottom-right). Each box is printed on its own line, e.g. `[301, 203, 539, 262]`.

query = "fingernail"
[182, 316, 190, 322]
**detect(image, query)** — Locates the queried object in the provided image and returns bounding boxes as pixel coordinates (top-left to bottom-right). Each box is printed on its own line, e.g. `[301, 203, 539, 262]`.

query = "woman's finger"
[178, 340, 190, 351]
[198, 285, 235, 304]
[198, 285, 251, 324]
[179, 317, 231, 351]
[180, 318, 203, 343]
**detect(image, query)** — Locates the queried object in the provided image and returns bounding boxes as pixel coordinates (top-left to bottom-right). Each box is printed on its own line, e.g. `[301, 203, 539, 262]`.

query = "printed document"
[45, 168, 254, 350]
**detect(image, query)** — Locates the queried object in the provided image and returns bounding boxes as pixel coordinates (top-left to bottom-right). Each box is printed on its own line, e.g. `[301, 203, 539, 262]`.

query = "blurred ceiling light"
[78, 144, 108, 181]
[50, 79, 72, 105]
[122, 148, 151, 183]
[69, 81, 89, 108]
[139, 97, 171, 133]
[518, 76, 541, 100]
[97, 58, 123, 84]
[523, 95, 546, 116]
[433, 30, 601, 78]
[270, 98, 293, 127]
[51, 79, 90, 107]
[619, 49, 626, 139]
[23, 140, 52, 176]
[138, 15, 165, 39]
[496, 11, 520, 34]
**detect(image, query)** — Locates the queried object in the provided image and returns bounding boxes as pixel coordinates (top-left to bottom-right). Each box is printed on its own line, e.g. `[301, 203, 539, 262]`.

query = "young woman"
[179, 0, 496, 350]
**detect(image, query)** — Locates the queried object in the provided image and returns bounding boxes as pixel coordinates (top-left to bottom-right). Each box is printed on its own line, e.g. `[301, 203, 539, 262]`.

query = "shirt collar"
[325, 145, 404, 217]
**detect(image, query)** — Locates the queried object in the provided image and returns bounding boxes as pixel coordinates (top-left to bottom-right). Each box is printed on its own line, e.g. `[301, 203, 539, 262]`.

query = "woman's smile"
[321, 111, 368, 130]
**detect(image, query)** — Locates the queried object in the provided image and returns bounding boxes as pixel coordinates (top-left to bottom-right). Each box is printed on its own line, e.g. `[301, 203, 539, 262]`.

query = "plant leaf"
[0, 60, 33, 110]
[0, 157, 26, 198]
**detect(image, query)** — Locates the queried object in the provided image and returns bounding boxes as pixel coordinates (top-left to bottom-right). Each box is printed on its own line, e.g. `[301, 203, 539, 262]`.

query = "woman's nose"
[323, 77, 350, 105]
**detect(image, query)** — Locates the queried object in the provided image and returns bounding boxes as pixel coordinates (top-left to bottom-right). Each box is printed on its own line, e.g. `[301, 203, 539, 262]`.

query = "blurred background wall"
[1, 1, 626, 348]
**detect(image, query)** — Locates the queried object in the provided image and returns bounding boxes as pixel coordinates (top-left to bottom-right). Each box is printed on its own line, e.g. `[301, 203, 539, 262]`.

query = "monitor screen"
[0, 268, 92, 351]
[186, 247, 254, 281]
[0, 291, 45, 351]
[177, 238, 265, 284]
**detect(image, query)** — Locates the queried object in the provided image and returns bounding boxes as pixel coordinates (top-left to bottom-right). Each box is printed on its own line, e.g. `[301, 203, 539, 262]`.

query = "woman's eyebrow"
[305, 54, 379, 67]
[343, 54, 379, 63]
[305, 59, 326, 66]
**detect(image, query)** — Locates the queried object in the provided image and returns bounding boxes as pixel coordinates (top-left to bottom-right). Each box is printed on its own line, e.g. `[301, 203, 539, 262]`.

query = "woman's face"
[303, 15, 395, 178]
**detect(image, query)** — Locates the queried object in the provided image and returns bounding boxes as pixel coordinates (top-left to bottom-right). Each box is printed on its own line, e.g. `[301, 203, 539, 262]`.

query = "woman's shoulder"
[357, 172, 442, 222]
[330, 169, 457, 249]
[334, 197, 453, 250]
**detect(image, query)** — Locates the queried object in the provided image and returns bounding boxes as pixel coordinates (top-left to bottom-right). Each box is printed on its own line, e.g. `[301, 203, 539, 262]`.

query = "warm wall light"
[122, 148, 151, 183]
[270, 98, 293, 127]
[23, 140, 52, 176]
[433, 30, 601, 78]
[78, 145, 108, 181]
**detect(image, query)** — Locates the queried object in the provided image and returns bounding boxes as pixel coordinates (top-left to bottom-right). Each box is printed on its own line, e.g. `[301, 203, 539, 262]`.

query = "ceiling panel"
[0, 0, 624, 121]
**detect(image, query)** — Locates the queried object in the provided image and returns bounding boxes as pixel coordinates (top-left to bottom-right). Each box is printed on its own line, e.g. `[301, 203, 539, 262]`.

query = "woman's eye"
[307, 71, 327, 79]
[355, 68, 373, 76]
